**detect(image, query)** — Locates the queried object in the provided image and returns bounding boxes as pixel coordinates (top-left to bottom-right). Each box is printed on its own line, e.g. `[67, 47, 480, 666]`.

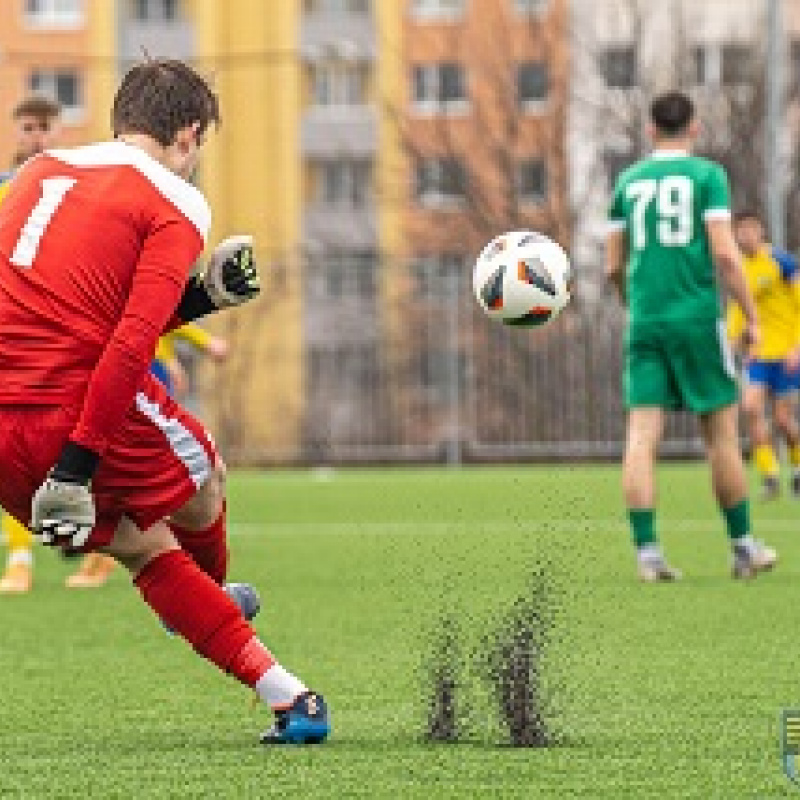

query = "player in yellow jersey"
[727, 210, 800, 500]
[0, 96, 62, 593]
[65, 323, 228, 587]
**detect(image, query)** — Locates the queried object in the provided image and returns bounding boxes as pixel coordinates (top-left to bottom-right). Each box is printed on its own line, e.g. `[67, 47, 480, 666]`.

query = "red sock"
[169, 505, 228, 585]
[135, 550, 272, 687]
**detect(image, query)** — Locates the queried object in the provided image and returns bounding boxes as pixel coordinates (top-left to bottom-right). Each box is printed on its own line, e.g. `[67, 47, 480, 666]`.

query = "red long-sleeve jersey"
[0, 141, 210, 456]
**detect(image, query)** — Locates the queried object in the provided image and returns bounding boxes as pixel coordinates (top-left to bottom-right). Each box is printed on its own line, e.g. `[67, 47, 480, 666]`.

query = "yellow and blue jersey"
[727, 245, 800, 361]
[0, 169, 15, 204]
[151, 323, 214, 395]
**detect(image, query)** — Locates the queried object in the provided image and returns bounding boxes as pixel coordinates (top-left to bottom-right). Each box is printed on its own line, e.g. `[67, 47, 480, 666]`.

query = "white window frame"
[29, 69, 84, 124]
[24, 0, 84, 29]
[517, 61, 549, 112]
[411, 62, 469, 115]
[415, 157, 466, 208]
[311, 60, 369, 107]
[410, 0, 466, 22]
[514, 0, 549, 16]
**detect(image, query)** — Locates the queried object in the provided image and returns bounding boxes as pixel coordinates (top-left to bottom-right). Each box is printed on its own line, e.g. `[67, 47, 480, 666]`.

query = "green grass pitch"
[0, 464, 798, 798]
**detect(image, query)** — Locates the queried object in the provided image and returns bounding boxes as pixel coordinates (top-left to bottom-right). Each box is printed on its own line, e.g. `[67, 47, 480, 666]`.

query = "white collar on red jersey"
[45, 140, 211, 242]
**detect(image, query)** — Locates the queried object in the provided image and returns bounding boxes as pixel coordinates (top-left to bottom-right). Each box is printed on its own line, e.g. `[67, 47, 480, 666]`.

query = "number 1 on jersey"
[11, 177, 77, 268]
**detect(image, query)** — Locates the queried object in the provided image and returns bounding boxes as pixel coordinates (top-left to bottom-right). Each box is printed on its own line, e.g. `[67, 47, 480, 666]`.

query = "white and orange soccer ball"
[472, 231, 571, 327]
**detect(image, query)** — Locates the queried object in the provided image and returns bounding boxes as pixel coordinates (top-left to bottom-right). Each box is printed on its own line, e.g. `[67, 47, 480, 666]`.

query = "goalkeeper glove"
[202, 235, 260, 308]
[177, 235, 260, 322]
[31, 441, 98, 551]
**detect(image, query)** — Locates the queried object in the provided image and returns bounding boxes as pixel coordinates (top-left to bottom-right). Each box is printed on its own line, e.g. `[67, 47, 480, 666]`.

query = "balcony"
[303, 204, 378, 251]
[301, 105, 378, 158]
[300, 14, 376, 61]
[119, 20, 194, 62]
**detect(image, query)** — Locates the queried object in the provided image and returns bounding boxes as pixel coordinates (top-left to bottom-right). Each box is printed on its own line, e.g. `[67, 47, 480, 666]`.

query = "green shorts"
[624, 318, 738, 414]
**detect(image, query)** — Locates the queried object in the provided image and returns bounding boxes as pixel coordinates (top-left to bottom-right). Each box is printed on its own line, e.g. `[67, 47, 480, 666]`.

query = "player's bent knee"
[170, 462, 225, 531]
[104, 518, 178, 575]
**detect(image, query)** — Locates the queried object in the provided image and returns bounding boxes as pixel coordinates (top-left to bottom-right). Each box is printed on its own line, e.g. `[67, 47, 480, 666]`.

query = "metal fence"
[201, 256, 705, 465]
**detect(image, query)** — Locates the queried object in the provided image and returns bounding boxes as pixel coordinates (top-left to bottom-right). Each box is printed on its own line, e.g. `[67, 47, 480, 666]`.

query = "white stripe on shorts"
[717, 319, 737, 380]
[135, 392, 211, 488]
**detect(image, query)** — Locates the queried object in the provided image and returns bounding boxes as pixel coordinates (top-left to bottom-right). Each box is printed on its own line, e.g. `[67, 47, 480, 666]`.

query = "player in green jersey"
[606, 91, 777, 581]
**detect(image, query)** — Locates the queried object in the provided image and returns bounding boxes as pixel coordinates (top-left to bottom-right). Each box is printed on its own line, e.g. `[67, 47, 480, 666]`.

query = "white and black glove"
[202, 235, 260, 308]
[177, 235, 261, 322]
[31, 442, 98, 551]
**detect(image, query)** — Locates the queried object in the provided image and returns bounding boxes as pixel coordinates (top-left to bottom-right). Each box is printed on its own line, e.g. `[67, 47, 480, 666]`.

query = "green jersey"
[608, 150, 731, 328]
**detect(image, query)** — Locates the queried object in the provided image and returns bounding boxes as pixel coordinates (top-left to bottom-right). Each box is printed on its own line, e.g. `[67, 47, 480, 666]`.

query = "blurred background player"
[0, 95, 62, 594]
[606, 91, 776, 582]
[66, 323, 228, 588]
[727, 210, 800, 500]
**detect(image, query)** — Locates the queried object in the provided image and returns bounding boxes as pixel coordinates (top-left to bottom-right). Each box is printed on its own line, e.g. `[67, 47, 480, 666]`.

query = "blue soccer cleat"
[260, 691, 331, 745]
[224, 582, 261, 621]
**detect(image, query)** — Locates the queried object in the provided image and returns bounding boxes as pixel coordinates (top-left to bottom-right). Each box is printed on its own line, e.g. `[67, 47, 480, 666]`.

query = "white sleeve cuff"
[703, 208, 731, 221]
[607, 219, 627, 233]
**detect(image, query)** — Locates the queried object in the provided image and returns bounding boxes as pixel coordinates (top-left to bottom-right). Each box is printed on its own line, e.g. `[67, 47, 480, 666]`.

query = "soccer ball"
[473, 231, 571, 327]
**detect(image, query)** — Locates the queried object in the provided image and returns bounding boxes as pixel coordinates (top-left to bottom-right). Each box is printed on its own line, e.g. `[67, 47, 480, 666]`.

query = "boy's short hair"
[12, 95, 61, 121]
[733, 209, 764, 226]
[112, 59, 220, 147]
[650, 91, 695, 137]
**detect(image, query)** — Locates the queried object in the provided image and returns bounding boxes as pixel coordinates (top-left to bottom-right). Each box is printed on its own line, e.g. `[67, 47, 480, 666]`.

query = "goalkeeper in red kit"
[0, 60, 329, 745]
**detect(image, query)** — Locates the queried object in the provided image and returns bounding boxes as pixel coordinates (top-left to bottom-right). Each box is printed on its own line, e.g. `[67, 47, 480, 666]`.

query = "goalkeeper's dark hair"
[650, 91, 694, 137]
[112, 59, 220, 147]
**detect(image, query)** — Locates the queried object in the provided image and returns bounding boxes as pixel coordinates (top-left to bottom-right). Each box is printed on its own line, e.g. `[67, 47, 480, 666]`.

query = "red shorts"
[0, 377, 218, 551]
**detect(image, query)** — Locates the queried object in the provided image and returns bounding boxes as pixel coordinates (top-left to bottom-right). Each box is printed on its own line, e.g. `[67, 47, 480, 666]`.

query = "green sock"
[722, 499, 750, 541]
[628, 509, 656, 549]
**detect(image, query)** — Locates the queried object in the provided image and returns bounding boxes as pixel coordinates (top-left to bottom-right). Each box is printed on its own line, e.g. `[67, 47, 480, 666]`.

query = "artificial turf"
[0, 465, 797, 798]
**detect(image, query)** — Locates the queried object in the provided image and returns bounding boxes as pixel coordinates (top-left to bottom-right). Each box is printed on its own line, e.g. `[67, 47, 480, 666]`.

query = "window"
[25, 0, 83, 26]
[413, 254, 465, 300]
[514, 0, 548, 14]
[315, 251, 377, 299]
[415, 158, 467, 205]
[412, 63, 467, 110]
[130, 0, 180, 21]
[303, 0, 370, 13]
[29, 70, 83, 120]
[318, 160, 372, 206]
[601, 45, 636, 89]
[692, 45, 707, 85]
[311, 61, 370, 106]
[517, 62, 548, 105]
[516, 158, 547, 202]
[721, 44, 754, 86]
[411, 0, 465, 20]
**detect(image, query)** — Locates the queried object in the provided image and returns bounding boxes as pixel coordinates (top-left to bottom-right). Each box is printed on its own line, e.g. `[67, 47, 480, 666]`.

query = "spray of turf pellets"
[423, 612, 464, 742]
[479, 564, 557, 747]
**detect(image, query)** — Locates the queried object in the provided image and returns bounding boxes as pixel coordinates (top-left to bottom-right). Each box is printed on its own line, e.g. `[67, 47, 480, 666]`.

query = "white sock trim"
[255, 664, 307, 709]
[637, 544, 662, 562]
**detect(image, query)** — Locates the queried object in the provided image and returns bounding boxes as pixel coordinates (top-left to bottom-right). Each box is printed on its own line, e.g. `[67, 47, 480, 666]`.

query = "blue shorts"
[150, 359, 174, 397]
[746, 359, 800, 396]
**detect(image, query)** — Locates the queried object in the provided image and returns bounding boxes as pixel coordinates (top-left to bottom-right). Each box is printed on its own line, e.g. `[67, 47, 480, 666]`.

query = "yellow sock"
[754, 444, 779, 479]
[790, 443, 800, 470]
[2, 514, 34, 559]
